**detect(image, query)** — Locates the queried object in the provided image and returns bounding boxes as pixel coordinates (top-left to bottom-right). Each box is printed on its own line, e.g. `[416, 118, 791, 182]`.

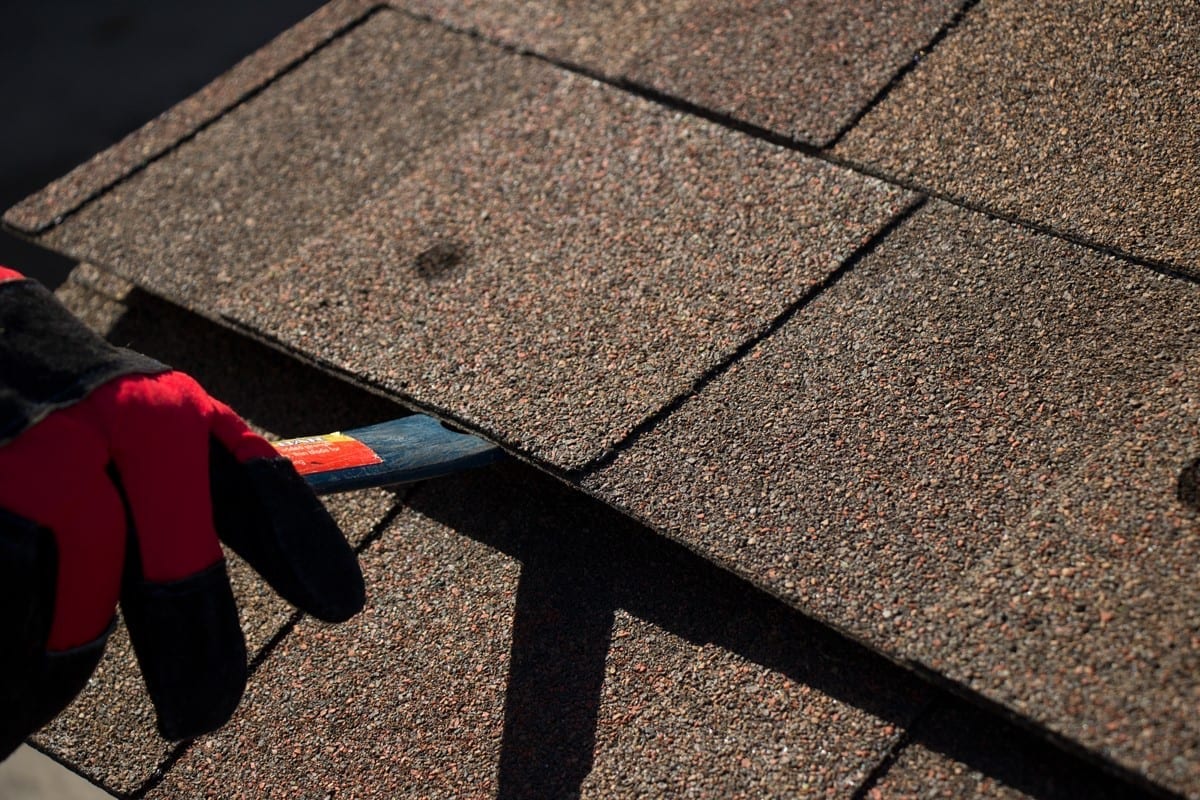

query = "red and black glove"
[0, 267, 364, 756]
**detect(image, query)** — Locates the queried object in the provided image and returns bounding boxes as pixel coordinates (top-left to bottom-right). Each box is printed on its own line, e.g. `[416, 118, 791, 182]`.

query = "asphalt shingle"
[581, 611, 903, 799]
[921, 385, 1200, 794]
[584, 200, 1200, 795]
[834, 0, 1200, 275]
[37, 10, 557, 304]
[149, 462, 931, 799]
[867, 703, 1146, 800]
[398, 0, 964, 145]
[150, 481, 518, 800]
[36, 9, 914, 470]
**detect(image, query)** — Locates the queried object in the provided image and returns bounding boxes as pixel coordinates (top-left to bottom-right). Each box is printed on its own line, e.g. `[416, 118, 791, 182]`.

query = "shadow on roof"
[404, 460, 1154, 800]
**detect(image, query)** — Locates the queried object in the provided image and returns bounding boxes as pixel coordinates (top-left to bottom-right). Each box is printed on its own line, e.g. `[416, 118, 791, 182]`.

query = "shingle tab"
[920, 393, 1200, 794]
[0, 0, 967, 234]
[834, 0, 1200, 275]
[37, 9, 914, 470]
[584, 200, 1200, 795]
[582, 611, 911, 798]
[399, 0, 963, 145]
[150, 482, 520, 800]
[38, 10, 558, 302]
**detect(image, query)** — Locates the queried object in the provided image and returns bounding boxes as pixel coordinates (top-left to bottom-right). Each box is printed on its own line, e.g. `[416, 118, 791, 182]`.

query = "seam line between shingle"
[569, 195, 929, 480]
[825, 0, 982, 149]
[614, 74, 1200, 284]
[849, 698, 937, 800]
[827, 152, 1200, 288]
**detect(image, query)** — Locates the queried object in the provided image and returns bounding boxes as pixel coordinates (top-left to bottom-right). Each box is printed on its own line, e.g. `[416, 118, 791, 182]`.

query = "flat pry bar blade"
[274, 414, 505, 495]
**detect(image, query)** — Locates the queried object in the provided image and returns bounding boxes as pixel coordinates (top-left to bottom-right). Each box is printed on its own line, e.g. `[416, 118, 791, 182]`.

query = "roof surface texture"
[6, 1, 1199, 797]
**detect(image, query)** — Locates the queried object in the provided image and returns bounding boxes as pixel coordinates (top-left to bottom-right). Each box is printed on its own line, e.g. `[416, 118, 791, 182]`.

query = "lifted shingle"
[37, 9, 913, 469]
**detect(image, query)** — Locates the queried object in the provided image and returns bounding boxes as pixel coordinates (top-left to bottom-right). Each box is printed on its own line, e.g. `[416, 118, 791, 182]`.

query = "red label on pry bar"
[273, 432, 383, 475]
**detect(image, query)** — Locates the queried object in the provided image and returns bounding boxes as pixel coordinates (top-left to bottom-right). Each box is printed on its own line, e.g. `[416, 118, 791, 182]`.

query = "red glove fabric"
[0, 268, 364, 754]
[0, 371, 281, 651]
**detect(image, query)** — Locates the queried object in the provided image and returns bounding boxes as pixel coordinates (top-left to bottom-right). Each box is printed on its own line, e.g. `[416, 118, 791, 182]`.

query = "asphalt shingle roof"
[145, 464, 929, 800]
[6, 1, 1199, 797]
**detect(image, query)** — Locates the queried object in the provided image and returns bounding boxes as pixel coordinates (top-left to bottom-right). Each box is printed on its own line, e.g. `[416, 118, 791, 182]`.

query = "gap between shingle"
[825, 0, 982, 149]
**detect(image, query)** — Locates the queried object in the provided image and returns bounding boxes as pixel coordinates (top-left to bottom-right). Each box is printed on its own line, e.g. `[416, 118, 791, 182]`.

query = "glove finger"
[3, 633, 109, 759]
[0, 410, 122, 757]
[110, 457, 247, 740]
[209, 404, 364, 623]
[0, 508, 57, 758]
[0, 407, 125, 650]
[119, 537, 245, 741]
[88, 374, 246, 739]
[90, 375, 224, 583]
[0, 509, 55, 678]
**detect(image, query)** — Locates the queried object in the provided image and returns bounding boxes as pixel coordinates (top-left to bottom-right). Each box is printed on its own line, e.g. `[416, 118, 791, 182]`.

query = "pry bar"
[274, 414, 505, 495]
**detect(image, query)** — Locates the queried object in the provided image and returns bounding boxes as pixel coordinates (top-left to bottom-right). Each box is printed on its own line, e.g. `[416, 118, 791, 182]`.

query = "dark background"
[0, 0, 327, 288]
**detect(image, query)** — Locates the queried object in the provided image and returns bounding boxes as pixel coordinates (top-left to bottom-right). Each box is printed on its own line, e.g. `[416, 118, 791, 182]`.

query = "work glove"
[0, 266, 365, 756]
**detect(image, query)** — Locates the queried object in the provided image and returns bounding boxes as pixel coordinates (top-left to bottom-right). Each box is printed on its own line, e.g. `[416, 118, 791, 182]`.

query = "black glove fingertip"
[121, 561, 247, 740]
[210, 441, 364, 623]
